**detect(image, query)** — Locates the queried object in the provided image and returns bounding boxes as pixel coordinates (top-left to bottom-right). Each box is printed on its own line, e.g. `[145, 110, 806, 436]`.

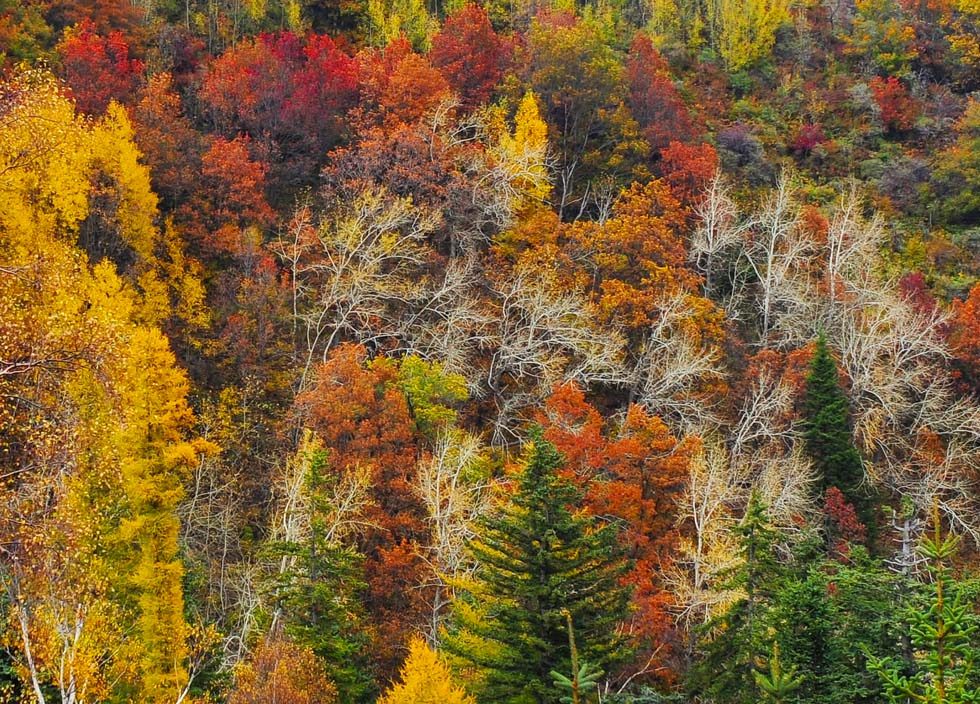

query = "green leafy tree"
[396, 355, 468, 439]
[445, 431, 631, 704]
[803, 336, 868, 519]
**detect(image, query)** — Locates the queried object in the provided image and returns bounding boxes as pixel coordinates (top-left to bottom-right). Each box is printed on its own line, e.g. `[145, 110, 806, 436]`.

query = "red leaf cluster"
[870, 76, 920, 133]
[58, 17, 143, 114]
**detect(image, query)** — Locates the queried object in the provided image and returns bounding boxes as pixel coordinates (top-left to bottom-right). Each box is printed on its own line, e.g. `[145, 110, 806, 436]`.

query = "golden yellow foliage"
[645, 0, 790, 69]
[709, 0, 792, 71]
[367, 0, 436, 49]
[495, 90, 552, 205]
[0, 67, 210, 701]
[378, 636, 476, 704]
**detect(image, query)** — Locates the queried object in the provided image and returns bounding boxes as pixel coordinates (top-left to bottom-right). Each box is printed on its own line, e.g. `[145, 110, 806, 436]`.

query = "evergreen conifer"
[803, 336, 867, 516]
[445, 430, 631, 704]
[867, 510, 980, 704]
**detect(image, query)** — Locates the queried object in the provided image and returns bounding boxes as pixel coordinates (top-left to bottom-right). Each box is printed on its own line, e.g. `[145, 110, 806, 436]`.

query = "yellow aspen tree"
[367, 0, 436, 49]
[89, 102, 159, 267]
[708, 0, 792, 71]
[0, 68, 211, 702]
[647, 0, 705, 54]
[494, 90, 552, 207]
[88, 102, 207, 330]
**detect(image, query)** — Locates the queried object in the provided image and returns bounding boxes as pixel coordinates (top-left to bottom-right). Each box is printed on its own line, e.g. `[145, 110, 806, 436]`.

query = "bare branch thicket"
[754, 183, 980, 536]
[273, 189, 439, 390]
[726, 365, 817, 527]
[690, 171, 747, 300]
[487, 261, 628, 443]
[631, 289, 727, 434]
[738, 171, 814, 347]
[668, 441, 746, 634]
[390, 255, 497, 394]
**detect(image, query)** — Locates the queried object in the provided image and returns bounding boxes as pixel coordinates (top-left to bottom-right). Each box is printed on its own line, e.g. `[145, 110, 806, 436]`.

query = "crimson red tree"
[430, 4, 512, 109]
[296, 345, 430, 680]
[627, 35, 698, 154]
[57, 17, 143, 114]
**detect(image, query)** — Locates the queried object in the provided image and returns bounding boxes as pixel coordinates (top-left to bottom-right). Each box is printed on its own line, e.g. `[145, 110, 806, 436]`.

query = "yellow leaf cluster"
[709, 0, 792, 71]
[495, 90, 552, 205]
[367, 0, 436, 49]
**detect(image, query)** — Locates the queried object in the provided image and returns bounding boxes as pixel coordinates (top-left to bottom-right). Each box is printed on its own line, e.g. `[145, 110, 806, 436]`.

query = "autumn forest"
[5, 0, 980, 702]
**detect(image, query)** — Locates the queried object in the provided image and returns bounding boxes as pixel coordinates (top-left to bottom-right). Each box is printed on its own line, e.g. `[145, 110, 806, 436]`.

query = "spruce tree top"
[803, 335, 866, 510]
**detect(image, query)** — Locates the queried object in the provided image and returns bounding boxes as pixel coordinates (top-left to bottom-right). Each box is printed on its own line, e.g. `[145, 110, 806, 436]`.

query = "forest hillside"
[5, 0, 980, 702]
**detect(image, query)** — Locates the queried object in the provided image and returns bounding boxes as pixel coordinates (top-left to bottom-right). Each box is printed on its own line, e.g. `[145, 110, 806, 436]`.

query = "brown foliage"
[230, 636, 338, 704]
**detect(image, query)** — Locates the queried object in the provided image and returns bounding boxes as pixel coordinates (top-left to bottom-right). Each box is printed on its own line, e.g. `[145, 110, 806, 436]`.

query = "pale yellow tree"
[644, 0, 792, 70]
[709, 0, 793, 70]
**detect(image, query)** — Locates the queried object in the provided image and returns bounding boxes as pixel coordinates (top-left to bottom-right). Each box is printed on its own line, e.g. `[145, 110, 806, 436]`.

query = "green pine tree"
[688, 493, 785, 704]
[803, 336, 868, 517]
[269, 440, 376, 704]
[867, 509, 980, 704]
[444, 430, 632, 704]
[755, 642, 803, 704]
[772, 552, 902, 704]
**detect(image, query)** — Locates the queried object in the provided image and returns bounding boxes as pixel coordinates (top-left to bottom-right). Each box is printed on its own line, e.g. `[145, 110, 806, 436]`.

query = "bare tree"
[273, 188, 439, 390]
[690, 171, 746, 298]
[719, 177, 980, 536]
[487, 261, 628, 442]
[669, 441, 746, 634]
[824, 182, 884, 302]
[390, 255, 496, 393]
[737, 171, 814, 346]
[413, 431, 496, 644]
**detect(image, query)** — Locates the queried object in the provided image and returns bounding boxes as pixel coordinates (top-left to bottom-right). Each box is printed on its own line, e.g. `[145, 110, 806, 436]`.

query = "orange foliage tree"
[535, 383, 696, 684]
[130, 73, 203, 212]
[949, 281, 980, 393]
[295, 344, 428, 678]
[230, 635, 339, 704]
[356, 37, 451, 127]
[183, 135, 277, 257]
[568, 180, 698, 333]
